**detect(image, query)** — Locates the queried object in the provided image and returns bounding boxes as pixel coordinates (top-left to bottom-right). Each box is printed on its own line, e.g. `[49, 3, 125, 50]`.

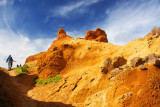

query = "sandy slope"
[24, 29, 160, 107]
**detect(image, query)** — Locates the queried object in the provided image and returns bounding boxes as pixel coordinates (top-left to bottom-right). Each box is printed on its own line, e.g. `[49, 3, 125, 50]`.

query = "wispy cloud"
[3, 15, 15, 36]
[0, 0, 14, 6]
[0, 0, 7, 5]
[52, 0, 100, 17]
[101, 0, 160, 45]
[0, 5, 55, 68]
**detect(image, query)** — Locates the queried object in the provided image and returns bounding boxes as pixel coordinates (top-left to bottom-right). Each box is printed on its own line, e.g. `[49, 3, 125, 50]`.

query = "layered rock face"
[30, 28, 109, 79]
[85, 28, 108, 42]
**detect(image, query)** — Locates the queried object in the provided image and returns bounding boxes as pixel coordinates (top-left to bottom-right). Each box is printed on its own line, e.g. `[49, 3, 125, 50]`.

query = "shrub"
[16, 66, 28, 76]
[35, 75, 61, 85]
[52, 75, 61, 83]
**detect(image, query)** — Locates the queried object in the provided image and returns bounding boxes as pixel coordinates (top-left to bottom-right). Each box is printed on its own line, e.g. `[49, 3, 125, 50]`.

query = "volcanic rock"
[85, 28, 108, 42]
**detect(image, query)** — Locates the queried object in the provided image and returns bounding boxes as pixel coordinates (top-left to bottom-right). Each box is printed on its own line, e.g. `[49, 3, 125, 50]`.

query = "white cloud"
[0, 29, 55, 68]
[52, 0, 100, 17]
[0, 0, 14, 6]
[0, 3, 56, 69]
[101, 0, 160, 45]
[0, 0, 7, 5]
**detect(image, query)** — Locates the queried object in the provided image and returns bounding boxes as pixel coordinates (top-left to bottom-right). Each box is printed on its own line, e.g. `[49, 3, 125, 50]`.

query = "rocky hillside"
[24, 27, 160, 107]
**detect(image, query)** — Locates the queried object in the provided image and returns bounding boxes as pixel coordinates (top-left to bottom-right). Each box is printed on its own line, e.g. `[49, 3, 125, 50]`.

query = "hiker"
[17, 64, 19, 67]
[6, 55, 16, 71]
[20, 64, 22, 67]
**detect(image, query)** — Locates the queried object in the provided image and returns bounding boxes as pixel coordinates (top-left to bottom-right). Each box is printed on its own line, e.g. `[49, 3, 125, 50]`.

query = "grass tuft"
[35, 75, 61, 85]
[16, 66, 28, 76]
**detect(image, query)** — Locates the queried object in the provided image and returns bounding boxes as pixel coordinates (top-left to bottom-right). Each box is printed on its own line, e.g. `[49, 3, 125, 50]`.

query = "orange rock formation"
[57, 28, 71, 39]
[85, 28, 108, 42]
[24, 27, 160, 107]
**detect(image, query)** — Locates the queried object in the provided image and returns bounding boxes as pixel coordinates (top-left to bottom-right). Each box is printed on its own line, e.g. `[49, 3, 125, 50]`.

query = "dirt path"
[7, 69, 37, 107]
[1, 69, 74, 107]
[8, 69, 18, 77]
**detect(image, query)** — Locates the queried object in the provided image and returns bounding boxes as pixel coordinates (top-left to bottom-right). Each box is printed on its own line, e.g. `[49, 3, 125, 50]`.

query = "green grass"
[16, 66, 28, 76]
[35, 75, 61, 85]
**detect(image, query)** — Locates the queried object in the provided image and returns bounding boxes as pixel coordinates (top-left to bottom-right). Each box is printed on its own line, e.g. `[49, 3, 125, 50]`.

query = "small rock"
[130, 57, 144, 67]
[145, 53, 160, 66]
[117, 93, 133, 103]
[110, 68, 123, 77]
[101, 57, 113, 74]
[89, 78, 95, 82]
[139, 65, 147, 70]
[123, 65, 132, 71]
[87, 46, 91, 50]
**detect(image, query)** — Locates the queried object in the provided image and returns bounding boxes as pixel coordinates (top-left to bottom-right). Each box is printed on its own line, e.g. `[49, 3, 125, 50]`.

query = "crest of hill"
[25, 27, 160, 79]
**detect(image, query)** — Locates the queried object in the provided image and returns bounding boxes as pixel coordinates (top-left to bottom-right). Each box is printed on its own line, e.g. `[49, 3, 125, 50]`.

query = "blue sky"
[0, 0, 160, 68]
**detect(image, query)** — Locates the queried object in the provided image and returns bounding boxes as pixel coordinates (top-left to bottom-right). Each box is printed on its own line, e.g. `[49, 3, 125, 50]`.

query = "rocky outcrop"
[37, 50, 67, 80]
[57, 28, 71, 39]
[85, 28, 108, 42]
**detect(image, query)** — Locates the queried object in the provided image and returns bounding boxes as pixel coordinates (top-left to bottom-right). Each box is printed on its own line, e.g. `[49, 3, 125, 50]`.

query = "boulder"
[85, 28, 108, 42]
[112, 56, 127, 68]
[101, 58, 113, 74]
[145, 53, 160, 66]
[130, 57, 144, 67]
[110, 68, 123, 77]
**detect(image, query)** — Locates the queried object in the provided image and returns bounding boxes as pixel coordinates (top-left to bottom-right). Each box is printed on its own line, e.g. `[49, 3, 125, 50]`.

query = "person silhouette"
[6, 55, 16, 71]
